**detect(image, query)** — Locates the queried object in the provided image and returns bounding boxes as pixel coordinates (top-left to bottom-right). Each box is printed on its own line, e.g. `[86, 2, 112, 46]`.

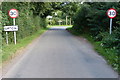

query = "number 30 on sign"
[107, 8, 117, 19]
[107, 8, 117, 34]
[8, 9, 18, 18]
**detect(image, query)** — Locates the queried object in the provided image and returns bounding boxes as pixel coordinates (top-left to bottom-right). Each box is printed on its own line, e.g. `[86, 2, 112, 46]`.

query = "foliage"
[71, 2, 120, 73]
[32, 2, 62, 18]
[47, 2, 80, 25]
[61, 2, 80, 18]
[0, 5, 2, 62]
[1, 2, 50, 62]
[1, 2, 120, 74]
[2, 2, 48, 44]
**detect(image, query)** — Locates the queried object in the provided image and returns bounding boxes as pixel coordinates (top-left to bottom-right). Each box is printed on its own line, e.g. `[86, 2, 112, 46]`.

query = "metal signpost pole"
[8, 9, 18, 45]
[13, 18, 17, 45]
[110, 18, 112, 34]
[107, 8, 117, 35]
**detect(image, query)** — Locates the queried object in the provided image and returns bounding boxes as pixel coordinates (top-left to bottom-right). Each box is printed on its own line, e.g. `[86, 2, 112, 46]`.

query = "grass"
[67, 27, 119, 73]
[47, 25, 73, 28]
[81, 34, 118, 72]
[2, 28, 47, 63]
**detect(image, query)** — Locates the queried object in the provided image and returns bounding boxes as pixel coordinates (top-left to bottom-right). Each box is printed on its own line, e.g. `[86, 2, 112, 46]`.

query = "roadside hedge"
[2, 2, 47, 45]
[71, 2, 120, 73]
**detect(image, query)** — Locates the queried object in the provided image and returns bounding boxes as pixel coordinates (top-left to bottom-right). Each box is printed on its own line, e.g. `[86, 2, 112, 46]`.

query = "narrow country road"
[4, 26, 118, 78]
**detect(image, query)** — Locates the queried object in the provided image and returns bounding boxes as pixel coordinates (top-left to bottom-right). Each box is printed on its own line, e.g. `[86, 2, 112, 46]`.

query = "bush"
[72, 2, 120, 73]
[2, 2, 47, 45]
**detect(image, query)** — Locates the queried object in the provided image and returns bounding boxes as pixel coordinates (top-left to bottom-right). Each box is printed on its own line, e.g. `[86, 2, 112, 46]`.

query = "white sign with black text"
[4, 26, 18, 31]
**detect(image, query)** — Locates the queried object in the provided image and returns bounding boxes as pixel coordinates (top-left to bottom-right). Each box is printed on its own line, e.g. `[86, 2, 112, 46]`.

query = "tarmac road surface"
[3, 26, 118, 78]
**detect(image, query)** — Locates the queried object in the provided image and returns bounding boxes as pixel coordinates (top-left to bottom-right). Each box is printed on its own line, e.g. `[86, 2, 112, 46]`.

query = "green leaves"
[2, 2, 47, 44]
[72, 2, 120, 73]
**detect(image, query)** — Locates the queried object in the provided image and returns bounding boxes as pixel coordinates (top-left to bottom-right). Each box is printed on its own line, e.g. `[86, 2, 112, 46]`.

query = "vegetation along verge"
[67, 2, 120, 74]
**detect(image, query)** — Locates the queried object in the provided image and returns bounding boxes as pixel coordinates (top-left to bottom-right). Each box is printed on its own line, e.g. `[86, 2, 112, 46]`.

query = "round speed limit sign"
[8, 9, 18, 18]
[107, 8, 117, 19]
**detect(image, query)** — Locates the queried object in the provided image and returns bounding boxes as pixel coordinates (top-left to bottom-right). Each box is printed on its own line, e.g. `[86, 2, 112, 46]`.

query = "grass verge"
[47, 25, 73, 28]
[67, 27, 119, 73]
[2, 28, 47, 63]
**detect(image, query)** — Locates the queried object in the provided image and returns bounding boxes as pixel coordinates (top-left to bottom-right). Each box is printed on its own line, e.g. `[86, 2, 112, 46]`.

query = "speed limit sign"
[8, 9, 19, 45]
[8, 9, 18, 18]
[107, 8, 117, 34]
[107, 8, 117, 19]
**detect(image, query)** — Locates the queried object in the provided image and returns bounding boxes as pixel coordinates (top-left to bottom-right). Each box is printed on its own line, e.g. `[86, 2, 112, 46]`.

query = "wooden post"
[6, 32, 8, 45]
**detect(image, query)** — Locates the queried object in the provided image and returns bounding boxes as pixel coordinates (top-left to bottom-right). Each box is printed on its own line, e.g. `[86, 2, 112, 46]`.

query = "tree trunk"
[66, 16, 68, 25]
[70, 17, 71, 25]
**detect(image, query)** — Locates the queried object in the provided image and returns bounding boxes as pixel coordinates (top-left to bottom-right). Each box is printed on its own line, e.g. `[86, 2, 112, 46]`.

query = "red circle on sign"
[107, 8, 117, 19]
[8, 9, 19, 18]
